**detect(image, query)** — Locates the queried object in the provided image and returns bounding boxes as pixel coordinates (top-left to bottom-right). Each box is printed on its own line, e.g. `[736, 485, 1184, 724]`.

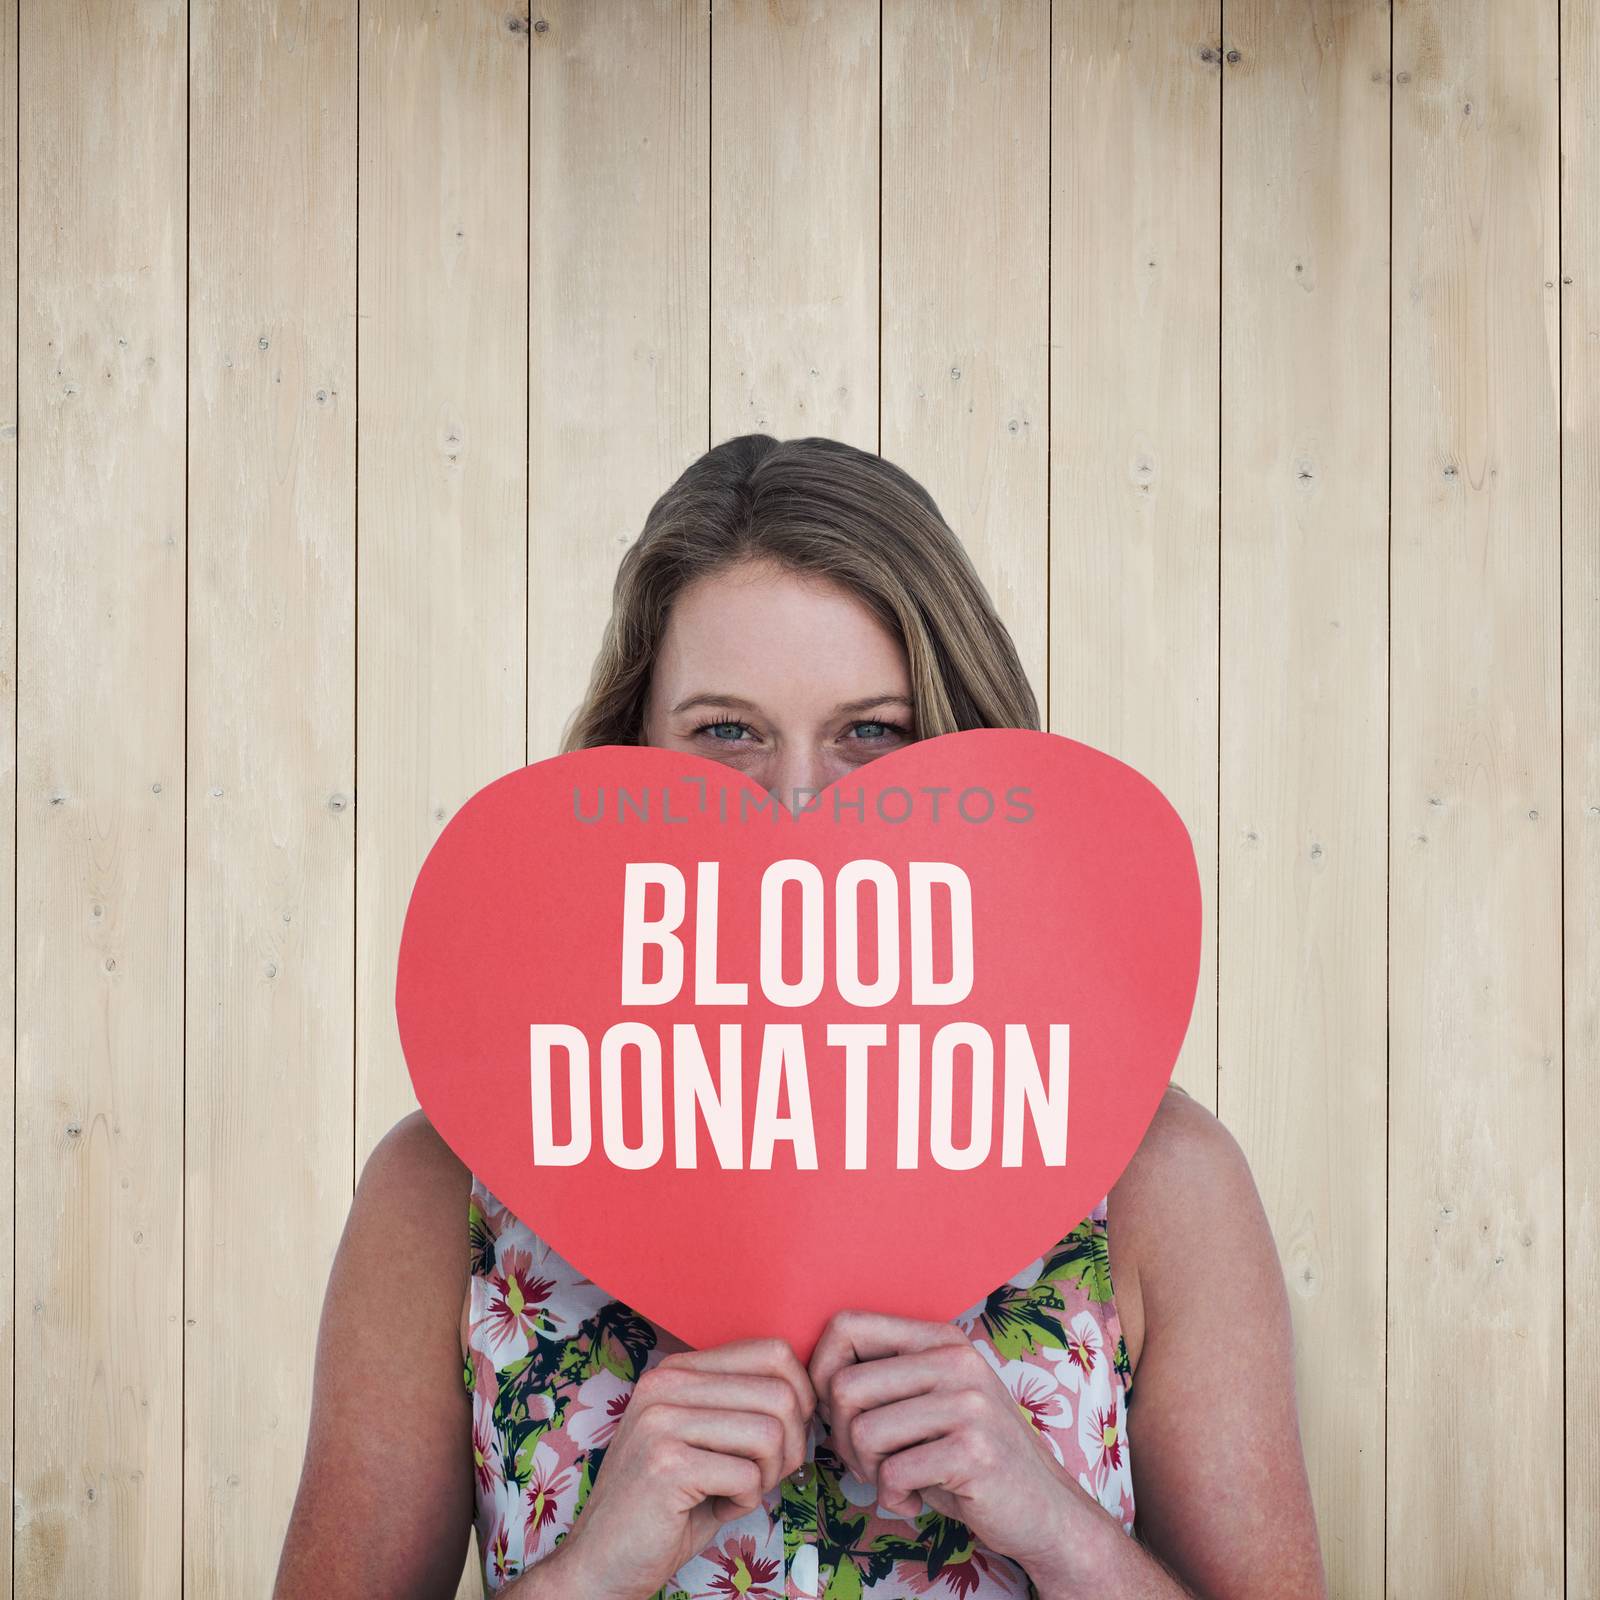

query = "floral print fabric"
[463, 1176, 1135, 1598]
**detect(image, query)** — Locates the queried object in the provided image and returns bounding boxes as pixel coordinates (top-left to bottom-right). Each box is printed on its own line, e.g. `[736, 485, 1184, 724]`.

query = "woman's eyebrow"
[670, 691, 912, 716]
[834, 693, 913, 715]
[669, 692, 760, 715]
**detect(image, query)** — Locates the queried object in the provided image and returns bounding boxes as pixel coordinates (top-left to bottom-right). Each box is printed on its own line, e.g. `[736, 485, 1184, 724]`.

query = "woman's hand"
[545, 1337, 816, 1600]
[807, 1309, 1116, 1593]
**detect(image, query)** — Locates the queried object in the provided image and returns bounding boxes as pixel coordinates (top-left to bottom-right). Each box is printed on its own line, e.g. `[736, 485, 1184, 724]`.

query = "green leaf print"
[858, 1550, 897, 1585]
[798, 1445, 998, 1592]
[555, 1334, 591, 1386]
[594, 1340, 631, 1381]
[492, 1354, 568, 1492]
[822, 1556, 865, 1600]
[780, 1467, 820, 1557]
[813, 1480, 870, 1565]
[499, 1350, 533, 1385]
[921, 1512, 977, 1579]
[468, 1195, 496, 1279]
[511, 1430, 537, 1485]
[1041, 1215, 1113, 1304]
[494, 1368, 561, 1461]
[866, 1534, 928, 1562]
[976, 1279, 1070, 1359]
[587, 1302, 656, 1381]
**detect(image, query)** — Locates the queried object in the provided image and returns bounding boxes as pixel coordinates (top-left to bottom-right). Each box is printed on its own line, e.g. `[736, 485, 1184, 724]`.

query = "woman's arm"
[272, 1110, 476, 1600]
[1107, 1088, 1328, 1599]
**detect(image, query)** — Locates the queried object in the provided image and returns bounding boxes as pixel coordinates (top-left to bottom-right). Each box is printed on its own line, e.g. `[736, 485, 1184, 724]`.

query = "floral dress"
[463, 1175, 1136, 1598]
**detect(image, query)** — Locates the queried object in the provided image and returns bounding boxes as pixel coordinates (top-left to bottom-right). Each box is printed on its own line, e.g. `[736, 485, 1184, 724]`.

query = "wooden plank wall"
[4, 2, 1592, 1597]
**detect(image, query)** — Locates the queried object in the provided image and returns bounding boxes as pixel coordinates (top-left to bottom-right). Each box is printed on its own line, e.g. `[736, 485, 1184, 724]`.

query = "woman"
[274, 435, 1327, 1599]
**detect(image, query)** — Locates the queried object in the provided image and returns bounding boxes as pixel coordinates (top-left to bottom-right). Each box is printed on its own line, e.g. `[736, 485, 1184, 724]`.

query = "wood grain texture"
[1389, 0, 1565, 1593]
[883, 0, 1049, 705]
[1561, 1, 1598, 1593]
[14, 1, 187, 1592]
[0, 0, 13, 1591]
[186, 1, 358, 1593]
[353, 0, 530, 1164]
[1218, 7, 1390, 1597]
[354, 4, 531, 1590]
[6, 3, 1595, 1595]
[1047, 2, 1221, 1109]
[527, 0, 710, 763]
[712, 0, 879, 450]
[0, 0, 13, 1590]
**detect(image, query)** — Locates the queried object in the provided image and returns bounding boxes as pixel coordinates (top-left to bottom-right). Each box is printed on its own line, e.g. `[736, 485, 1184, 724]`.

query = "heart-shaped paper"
[396, 727, 1200, 1360]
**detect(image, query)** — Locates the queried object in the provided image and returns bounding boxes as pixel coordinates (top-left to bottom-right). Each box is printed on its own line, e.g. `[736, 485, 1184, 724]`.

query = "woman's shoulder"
[352, 1110, 474, 1339]
[274, 1112, 476, 1596]
[360, 1108, 473, 1224]
[1105, 1082, 1262, 1375]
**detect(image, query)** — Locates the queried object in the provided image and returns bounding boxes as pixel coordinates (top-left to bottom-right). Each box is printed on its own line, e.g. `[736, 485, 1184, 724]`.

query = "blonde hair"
[560, 433, 1040, 752]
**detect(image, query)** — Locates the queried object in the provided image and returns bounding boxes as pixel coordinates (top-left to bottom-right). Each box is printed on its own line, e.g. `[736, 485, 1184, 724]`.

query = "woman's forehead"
[653, 565, 911, 704]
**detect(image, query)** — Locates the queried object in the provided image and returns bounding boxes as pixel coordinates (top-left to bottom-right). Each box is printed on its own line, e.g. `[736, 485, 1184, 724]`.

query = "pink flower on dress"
[521, 1439, 581, 1560]
[479, 1240, 609, 1363]
[483, 1516, 518, 1587]
[568, 1365, 633, 1451]
[976, 1344, 1073, 1463]
[695, 1532, 783, 1600]
[1043, 1309, 1104, 1392]
[482, 1246, 558, 1352]
[897, 1546, 1030, 1597]
[1079, 1459, 1132, 1523]
[472, 1409, 504, 1497]
[468, 1341, 501, 1411]
[1078, 1390, 1125, 1475]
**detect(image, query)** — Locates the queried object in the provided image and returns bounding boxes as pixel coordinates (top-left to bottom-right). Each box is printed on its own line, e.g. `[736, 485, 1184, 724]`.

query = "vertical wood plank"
[711, 0, 878, 451]
[1048, 2, 1221, 1106]
[14, 1, 187, 1593]
[0, 0, 15, 1591]
[1218, 6, 1390, 1595]
[354, 0, 529, 1168]
[527, 0, 709, 763]
[882, 0, 1049, 708]
[1389, 1, 1564, 1592]
[1562, 0, 1599, 1591]
[356, 8, 531, 1588]
[0, 0, 12, 1587]
[186, 2, 357, 1594]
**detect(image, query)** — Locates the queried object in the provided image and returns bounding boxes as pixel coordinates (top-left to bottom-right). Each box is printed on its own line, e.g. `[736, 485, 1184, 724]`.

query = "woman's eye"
[849, 720, 908, 742]
[689, 718, 909, 748]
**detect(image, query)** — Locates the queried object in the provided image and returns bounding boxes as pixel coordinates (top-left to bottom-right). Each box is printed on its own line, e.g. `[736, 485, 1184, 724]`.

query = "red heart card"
[396, 727, 1200, 1361]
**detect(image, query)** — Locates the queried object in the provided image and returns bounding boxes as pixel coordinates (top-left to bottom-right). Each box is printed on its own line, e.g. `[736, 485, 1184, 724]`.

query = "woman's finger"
[664, 1438, 769, 1514]
[872, 1433, 970, 1520]
[634, 1365, 809, 1475]
[661, 1336, 817, 1426]
[845, 1387, 988, 1484]
[637, 1402, 788, 1497]
[822, 1340, 984, 1475]
[808, 1310, 966, 1416]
